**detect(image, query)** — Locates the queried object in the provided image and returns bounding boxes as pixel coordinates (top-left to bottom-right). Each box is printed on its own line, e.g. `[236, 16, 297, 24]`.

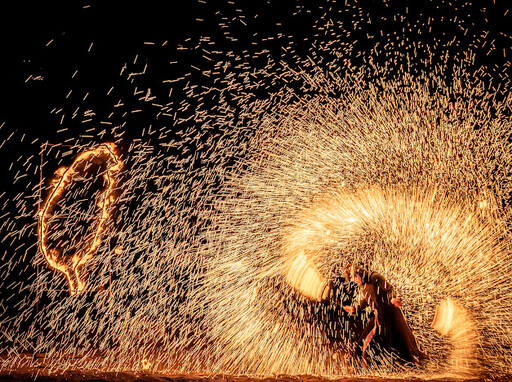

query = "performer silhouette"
[341, 265, 426, 366]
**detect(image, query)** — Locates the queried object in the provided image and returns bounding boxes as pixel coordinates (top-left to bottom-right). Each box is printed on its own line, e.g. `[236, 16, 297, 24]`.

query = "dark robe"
[355, 271, 424, 361]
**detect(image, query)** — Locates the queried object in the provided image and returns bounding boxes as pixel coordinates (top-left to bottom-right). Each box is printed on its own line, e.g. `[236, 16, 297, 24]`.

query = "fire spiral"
[38, 142, 122, 295]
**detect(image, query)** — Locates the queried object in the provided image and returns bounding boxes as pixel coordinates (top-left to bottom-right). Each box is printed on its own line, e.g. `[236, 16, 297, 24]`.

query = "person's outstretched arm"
[343, 297, 368, 314]
[373, 272, 403, 307]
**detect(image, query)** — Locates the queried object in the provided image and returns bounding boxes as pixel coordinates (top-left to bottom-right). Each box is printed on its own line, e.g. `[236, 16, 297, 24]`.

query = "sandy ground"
[0, 374, 395, 382]
[1, 354, 510, 382]
[2, 370, 512, 382]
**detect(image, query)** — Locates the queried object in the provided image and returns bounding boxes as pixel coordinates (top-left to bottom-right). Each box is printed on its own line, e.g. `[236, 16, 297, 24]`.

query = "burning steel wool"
[0, 0, 511, 380]
[195, 70, 512, 377]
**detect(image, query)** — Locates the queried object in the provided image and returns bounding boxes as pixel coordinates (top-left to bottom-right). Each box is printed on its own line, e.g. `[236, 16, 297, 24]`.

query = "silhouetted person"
[342, 265, 426, 366]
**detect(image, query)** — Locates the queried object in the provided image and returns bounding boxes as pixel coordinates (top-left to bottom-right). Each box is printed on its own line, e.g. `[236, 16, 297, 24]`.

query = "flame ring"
[38, 142, 122, 295]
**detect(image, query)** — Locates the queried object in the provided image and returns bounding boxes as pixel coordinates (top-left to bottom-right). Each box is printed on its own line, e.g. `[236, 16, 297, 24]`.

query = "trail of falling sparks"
[0, 1, 511, 379]
[38, 142, 122, 295]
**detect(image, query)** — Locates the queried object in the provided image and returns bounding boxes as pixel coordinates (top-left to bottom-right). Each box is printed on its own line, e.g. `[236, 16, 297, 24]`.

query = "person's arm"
[343, 296, 368, 314]
[391, 298, 403, 307]
[384, 282, 403, 307]
[373, 273, 402, 307]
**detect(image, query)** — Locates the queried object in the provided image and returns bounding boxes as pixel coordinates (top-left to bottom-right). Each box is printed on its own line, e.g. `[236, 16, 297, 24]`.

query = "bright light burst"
[0, 0, 511, 379]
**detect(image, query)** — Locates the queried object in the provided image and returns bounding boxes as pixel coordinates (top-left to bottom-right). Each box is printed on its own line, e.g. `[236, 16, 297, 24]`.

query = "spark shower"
[0, 0, 512, 379]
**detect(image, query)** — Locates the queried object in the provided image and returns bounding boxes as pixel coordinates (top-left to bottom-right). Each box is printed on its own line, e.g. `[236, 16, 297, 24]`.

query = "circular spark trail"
[38, 142, 122, 295]
[196, 75, 512, 375]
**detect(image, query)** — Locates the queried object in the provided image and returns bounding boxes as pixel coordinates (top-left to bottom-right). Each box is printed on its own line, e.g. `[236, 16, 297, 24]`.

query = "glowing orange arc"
[38, 142, 122, 296]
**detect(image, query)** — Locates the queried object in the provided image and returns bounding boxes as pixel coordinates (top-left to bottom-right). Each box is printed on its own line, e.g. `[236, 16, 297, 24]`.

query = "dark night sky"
[1, 0, 511, 141]
[0, 0, 510, 276]
[0, 0, 509, 237]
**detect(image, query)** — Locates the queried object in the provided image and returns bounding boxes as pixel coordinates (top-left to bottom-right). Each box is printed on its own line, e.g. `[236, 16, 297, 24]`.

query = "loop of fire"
[38, 142, 122, 295]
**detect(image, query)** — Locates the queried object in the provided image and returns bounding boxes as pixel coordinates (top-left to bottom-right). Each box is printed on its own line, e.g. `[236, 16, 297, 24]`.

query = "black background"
[0, 0, 511, 146]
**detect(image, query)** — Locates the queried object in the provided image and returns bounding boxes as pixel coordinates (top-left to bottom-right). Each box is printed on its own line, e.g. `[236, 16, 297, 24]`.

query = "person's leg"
[362, 321, 378, 368]
[357, 315, 375, 343]
[354, 316, 374, 366]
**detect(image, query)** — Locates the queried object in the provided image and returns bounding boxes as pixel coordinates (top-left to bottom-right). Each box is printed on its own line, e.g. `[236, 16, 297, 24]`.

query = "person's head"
[345, 263, 367, 286]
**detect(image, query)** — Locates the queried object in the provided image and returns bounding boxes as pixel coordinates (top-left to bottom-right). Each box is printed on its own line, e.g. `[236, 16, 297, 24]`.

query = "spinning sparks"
[284, 252, 331, 302]
[432, 298, 479, 375]
[38, 142, 122, 295]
